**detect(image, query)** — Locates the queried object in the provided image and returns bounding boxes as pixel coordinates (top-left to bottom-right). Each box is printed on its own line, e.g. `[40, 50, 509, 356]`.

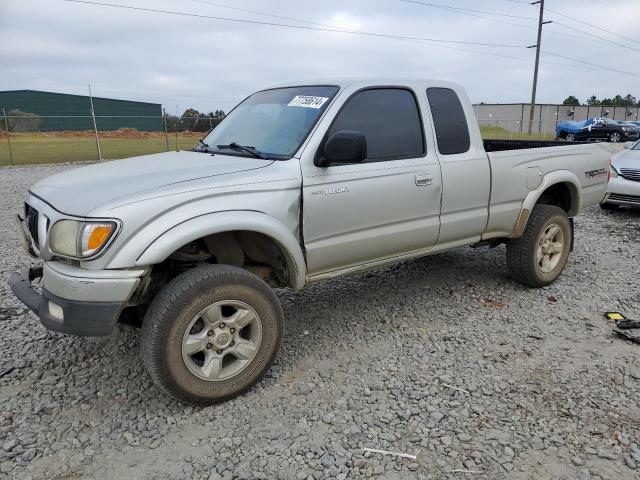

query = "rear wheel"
[141, 264, 284, 405]
[507, 205, 572, 287]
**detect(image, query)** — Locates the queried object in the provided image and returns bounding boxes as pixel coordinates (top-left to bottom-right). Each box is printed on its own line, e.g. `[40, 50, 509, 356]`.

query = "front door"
[300, 87, 442, 277]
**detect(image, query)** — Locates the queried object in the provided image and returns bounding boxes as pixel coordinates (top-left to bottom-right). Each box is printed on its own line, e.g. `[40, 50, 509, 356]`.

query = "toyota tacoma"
[9, 79, 611, 405]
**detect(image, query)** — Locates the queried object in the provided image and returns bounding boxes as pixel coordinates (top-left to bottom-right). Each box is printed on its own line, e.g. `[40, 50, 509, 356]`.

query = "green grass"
[0, 127, 558, 166]
[0, 133, 200, 166]
[479, 125, 553, 141]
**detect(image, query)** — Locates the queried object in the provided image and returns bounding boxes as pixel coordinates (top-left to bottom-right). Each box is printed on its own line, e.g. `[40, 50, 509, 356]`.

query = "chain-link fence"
[3, 101, 639, 166]
[474, 103, 640, 139]
[0, 110, 224, 166]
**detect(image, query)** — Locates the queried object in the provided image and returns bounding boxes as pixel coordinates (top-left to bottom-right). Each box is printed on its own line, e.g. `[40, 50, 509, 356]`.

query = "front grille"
[25, 204, 39, 246]
[619, 168, 640, 182]
[608, 193, 640, 204]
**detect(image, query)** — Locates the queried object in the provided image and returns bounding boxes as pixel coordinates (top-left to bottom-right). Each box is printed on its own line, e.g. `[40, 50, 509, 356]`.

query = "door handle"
[415, 174, 433, 186]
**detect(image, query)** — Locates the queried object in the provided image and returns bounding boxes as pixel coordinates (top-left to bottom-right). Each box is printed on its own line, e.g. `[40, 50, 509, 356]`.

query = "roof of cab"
[265, 77, 464, 91]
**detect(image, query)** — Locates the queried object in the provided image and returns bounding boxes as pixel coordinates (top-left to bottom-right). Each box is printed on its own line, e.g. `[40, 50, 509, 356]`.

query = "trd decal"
[585, 168, 607, 179]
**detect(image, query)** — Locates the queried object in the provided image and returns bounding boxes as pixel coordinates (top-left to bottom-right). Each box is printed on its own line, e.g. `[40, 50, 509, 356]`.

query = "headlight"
[622, 127, 629, 132]
[609, 165, 619, 179]
[49, 220, 117, 258]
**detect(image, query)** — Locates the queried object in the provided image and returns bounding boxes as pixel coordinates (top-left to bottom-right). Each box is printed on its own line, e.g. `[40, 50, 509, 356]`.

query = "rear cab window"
[427, 87, 471, 155]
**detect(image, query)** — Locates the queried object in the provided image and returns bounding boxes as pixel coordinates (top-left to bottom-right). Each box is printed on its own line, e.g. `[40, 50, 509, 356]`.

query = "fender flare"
[512, 170, 581, 237]
[114, 211, 307, 291]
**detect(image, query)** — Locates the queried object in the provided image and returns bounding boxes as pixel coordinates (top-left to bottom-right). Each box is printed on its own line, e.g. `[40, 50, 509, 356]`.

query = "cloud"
[1, 0, 639, 112]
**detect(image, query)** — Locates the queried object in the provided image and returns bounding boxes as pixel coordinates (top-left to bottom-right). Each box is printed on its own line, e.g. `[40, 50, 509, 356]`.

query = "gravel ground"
[1, 163, 639, 480]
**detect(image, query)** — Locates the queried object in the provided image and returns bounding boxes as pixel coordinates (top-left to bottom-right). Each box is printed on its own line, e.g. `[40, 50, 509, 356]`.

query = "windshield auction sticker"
[288, 95, 329, 109]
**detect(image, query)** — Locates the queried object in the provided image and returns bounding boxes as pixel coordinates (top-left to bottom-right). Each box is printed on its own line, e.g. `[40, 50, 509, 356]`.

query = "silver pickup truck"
[9, 79, 611, 405]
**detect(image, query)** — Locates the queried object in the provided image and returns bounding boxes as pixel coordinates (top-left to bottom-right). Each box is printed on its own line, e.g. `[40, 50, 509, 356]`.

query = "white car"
[602, 140, 640, 209]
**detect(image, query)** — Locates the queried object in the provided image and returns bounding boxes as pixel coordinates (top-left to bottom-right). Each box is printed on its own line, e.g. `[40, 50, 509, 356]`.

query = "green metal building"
[0, 90, 162, 131]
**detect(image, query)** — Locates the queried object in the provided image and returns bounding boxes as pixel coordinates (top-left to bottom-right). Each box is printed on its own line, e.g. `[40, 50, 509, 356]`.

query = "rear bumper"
[7, 263, 145, 336]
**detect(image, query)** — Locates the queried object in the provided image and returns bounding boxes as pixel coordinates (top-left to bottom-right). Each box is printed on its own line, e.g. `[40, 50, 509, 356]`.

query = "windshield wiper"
[216, 142, 268, 160]
[193, 139, 212, 153]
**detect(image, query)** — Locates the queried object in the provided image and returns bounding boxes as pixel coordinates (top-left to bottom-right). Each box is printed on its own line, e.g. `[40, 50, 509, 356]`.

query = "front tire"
[141, 265, 284, 405]
[609, 132, 622, 143]
[564, 132, 575, 142]
[506, 205, 572, 287]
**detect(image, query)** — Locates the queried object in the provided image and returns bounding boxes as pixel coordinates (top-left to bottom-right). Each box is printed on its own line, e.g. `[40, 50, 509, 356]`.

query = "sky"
[1, 0, 639, 114]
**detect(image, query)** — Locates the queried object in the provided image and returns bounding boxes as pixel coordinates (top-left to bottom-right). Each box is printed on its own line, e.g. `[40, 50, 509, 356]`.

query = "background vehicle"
[601, 139, 640, 209]
[9, 79, 611, 405]
[556, 117, 640, 143]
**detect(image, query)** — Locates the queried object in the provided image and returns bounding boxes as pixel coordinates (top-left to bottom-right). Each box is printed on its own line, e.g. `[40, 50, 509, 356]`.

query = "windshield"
[202, 86, 339, 159]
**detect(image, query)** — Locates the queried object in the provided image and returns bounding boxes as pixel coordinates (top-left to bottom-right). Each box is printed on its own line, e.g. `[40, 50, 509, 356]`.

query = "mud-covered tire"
[141, 264, 283, 406]
[506, 205, 572, 288]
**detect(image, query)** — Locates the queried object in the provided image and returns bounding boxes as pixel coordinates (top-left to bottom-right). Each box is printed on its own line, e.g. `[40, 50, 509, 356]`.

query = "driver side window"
[326, 88, 425, 162]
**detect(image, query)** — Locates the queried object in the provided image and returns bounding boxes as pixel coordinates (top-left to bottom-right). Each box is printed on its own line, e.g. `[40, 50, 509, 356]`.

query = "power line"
[400, 0, 536, 20]
[541, 50, 640, 79]
[55, 0, 640, 84]
[190, 0, 541, 63]
[59, 0, 525, 48]
[544, 6, 640, 45]
[398, 0, 618, 47]
[188, 0, 350, 31]
[551, 20, 640, 53]
[189, 1, 640, 83]
[400, 0, 539, 30]
[496, 0, 640, 51]
[189, 0, 600, 76]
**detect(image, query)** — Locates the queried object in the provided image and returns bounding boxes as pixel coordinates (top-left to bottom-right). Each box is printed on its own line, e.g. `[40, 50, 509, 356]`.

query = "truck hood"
[29, 151, 273, 216]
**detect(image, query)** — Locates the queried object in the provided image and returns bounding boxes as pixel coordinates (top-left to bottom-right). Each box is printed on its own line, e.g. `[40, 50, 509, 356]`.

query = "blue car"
[556, 117, 640, 143]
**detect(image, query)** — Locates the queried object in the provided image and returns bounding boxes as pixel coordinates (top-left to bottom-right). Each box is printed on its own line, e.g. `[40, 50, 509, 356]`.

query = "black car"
[556, 118, 640, 143]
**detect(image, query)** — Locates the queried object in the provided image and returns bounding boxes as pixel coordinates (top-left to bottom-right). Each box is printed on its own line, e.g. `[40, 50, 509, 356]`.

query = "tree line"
[164, 108, 226, 132]
[562, 94, 639, 107]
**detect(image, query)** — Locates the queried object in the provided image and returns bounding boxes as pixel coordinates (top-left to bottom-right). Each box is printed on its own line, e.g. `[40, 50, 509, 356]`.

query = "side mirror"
[315, 130, 367, 167]
[623, 141, 635, 150]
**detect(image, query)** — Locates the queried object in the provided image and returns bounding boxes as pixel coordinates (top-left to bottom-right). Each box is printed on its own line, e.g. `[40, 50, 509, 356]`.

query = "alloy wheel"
[181, 300, 263, 382]
[535, 223, 564, 273]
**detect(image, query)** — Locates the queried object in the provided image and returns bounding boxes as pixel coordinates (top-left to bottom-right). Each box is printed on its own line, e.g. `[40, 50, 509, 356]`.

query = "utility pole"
[527, 0, 552, 135]
[88, 84, 102, 161]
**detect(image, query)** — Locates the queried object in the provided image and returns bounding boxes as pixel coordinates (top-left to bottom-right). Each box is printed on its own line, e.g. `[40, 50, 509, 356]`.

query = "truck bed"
[483, 139, 589, 152]
[482, 140, 611, 240]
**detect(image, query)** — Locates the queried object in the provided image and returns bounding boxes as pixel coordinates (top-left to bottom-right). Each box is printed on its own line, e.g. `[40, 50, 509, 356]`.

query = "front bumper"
[603, 175, 640, 206]
[8, 263, 145, 336]
[623, 131, 640, 141]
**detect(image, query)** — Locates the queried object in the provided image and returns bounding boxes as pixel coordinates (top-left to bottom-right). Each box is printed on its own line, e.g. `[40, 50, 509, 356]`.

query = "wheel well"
[164, 231, 291, 287]
[536, 182, 576, 214]
[125, 231, 291, 326]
